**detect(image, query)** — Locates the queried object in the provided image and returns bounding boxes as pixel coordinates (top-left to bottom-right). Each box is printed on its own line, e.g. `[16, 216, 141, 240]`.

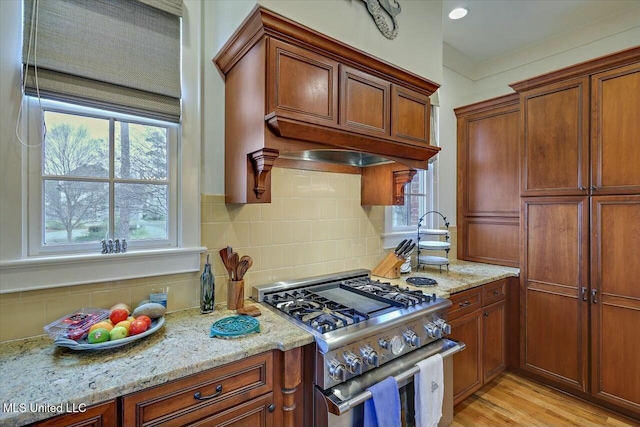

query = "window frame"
[26, 98, 179, 256]
[382, 105, 440, 249]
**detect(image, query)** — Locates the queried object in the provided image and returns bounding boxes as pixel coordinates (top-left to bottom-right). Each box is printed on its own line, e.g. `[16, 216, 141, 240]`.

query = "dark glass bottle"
[200, 254, 214, 313]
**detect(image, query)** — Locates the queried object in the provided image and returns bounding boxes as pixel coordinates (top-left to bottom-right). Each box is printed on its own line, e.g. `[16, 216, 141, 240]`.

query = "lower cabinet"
[448, 279, 508, 405]
[122, 352, 275, 427]
[29, 400, 117, 427]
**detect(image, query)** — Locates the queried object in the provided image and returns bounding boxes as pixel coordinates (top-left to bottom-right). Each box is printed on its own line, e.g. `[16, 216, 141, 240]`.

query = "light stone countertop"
[0, 302, 314, 426]
[0, 260, 517, 426]
[379, 260, 519, 298]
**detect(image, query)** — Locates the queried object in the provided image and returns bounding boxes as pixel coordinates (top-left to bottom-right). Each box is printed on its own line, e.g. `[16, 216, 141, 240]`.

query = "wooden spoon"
[219, 248, 232, 280]
[227, 252, 239, 281]
[236, 256, 253, 280]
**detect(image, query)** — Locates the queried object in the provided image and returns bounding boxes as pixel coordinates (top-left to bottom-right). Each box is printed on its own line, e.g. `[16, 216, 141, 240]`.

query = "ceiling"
[442, 0, 639, 63]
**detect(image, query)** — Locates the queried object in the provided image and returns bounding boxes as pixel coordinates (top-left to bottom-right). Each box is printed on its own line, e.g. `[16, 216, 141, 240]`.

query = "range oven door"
[314, 339, 465, 427]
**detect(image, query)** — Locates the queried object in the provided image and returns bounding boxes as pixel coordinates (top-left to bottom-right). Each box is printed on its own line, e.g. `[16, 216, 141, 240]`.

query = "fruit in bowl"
[110, 308, 130, 325]
[110, 326, 128, 341]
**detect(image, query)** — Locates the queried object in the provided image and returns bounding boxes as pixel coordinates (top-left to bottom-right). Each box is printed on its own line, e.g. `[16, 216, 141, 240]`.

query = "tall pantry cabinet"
[512, 47, 640, 419]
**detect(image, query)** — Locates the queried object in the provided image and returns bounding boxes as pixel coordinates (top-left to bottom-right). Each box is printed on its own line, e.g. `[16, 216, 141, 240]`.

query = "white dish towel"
[414, 353, 444, 427]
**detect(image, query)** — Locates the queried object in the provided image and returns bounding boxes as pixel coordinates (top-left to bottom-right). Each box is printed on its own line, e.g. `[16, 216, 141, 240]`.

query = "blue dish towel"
[363, 376, 401, 427]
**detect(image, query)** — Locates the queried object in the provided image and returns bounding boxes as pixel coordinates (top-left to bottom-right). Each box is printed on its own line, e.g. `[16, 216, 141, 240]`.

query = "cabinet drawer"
[448, 287, 482, 320]
[122, 352, 273, 427]
[483, 279, 507, 306]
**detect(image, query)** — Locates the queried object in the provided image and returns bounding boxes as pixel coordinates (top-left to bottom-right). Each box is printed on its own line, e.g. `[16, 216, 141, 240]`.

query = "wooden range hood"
[214, 6, 441, 205]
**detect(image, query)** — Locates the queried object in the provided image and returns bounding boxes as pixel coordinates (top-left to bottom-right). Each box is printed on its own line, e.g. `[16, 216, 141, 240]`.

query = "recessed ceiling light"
[449, 7, 468, 20]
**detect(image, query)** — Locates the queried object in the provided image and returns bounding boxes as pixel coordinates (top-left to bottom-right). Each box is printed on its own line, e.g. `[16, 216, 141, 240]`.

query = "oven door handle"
[327, 341, 466, 416]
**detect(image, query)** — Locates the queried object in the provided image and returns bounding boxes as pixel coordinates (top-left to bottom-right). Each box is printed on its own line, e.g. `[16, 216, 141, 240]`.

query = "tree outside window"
[42, 111, 169, 246]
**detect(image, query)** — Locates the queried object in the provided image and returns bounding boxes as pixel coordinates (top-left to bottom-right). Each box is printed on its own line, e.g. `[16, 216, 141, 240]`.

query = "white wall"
[437, 67, 474, 224]
[437, 6, 640, 222]
[201, 0, 444, 195]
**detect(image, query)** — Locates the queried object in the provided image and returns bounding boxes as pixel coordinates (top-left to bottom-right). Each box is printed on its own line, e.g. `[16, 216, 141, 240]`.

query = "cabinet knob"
[590, 186, 597, 191]
[579, 186, 587, 191]
[484, 312, 489, 317]
[268, 404, 276, 413]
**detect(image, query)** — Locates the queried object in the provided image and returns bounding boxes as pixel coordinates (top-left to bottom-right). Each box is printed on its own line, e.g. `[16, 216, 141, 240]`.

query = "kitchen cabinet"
[29, 400, 117, 427]
[512, 48, 640, 197]
[268, 39, 339, 128]
[518, 77, 589, 196]
[448, 279, 508, 405]
[520, 197, 589, 392]
[513, 47, 640, 420]
[455, 94, 520, 267]
[590, 195, 640, 414]
[214, 6, 440, 205]
[122, 351, 275, 426]
[590, 63, 640, 195]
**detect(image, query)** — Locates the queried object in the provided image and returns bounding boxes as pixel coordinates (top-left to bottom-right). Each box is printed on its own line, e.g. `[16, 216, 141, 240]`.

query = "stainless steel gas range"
[253, 269, 465, 427]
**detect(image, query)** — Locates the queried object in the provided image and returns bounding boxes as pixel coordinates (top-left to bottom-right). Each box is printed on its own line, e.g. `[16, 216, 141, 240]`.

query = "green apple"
[110, 326, 128, 340]
[88, 328, 110, 344]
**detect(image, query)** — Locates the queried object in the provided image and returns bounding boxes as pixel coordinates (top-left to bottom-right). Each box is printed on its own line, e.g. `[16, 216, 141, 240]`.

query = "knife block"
[371, 252, 405, 279]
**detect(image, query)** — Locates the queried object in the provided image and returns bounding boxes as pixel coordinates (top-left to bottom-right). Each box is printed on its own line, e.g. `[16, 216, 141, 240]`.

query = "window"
[383, 105, 440, 245]
[28, 99, 178, 255]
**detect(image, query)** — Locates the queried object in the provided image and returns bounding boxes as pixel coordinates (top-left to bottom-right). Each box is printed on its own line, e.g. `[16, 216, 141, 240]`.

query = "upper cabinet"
[518, 77, 590, 196]
[214, 6, 440, 204]
[455, 94, 520, 267]
[591, 63, 640, 195]
[268, 39, 339, 127]
[511, 47, 640, 197]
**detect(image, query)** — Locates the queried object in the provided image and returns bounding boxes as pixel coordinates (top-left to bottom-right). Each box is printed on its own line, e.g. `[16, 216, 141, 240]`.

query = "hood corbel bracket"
[250, 148, 280, 199]
[393, 169, 417, 205]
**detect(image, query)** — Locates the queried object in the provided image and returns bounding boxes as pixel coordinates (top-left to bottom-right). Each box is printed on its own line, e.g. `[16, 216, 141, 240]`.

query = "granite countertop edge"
[0, 260, 518, 426]
[0, 303, 314, 426]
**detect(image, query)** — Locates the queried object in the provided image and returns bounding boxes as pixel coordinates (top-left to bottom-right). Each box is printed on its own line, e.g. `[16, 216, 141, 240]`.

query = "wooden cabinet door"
[390, 85, 430, 145]
[32, 400, 117, 427]
[267, 39, 338, 127]
[449, 310, 482, 405]
[520, 77, 589, 196]
[456, 94, 520, 267]
[591, 63, 640, 195]
[590, 195, 640, 413]
[483, 300, 506, 384]
[521, 197, 589, 392]
[339, 65, 390, 137]
[190, 393, 275, 427]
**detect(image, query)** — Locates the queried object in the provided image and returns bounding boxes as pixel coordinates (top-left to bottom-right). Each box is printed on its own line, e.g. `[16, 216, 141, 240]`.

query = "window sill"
[0, 247, 207, 294]
[381, 230, 419, 250]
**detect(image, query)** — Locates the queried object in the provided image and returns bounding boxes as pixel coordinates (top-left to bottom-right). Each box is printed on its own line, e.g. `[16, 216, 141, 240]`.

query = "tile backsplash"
[0, 168, 389, 343]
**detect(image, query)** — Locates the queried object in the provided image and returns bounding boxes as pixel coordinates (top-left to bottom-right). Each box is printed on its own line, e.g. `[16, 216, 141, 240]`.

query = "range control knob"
[343, 351, 363, 375]
[328, 360, 347, 382]
[361, 346, 379, 367]
[425, 323, 443, 339]
[435, 318, 452, 335]
[403, 330, 420, 347]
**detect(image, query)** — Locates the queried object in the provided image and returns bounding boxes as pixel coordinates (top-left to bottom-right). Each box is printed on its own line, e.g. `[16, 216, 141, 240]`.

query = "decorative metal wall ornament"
[362, 0, 401, 39]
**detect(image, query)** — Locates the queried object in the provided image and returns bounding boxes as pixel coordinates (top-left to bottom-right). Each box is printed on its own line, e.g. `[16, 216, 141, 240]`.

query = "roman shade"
[22, 0, 182, 122]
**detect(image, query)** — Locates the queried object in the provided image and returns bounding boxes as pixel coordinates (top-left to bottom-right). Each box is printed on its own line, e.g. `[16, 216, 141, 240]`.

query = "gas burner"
[277, 299, 324, 312]
[348, 283, 386, 293]
[342, 280, 430, 307]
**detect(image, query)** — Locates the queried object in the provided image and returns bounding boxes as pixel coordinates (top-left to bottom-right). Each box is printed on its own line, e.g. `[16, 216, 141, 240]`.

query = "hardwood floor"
[451, 372, 636, 427]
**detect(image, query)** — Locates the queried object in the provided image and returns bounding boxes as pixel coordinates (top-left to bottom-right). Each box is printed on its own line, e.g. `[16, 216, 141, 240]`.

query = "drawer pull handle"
[492, 290, 499, 295]
[459, 301, 470, 307]
[592, 289, 598, 304]
[268, 404, 276, 413]
[194, 385, 223, 400]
